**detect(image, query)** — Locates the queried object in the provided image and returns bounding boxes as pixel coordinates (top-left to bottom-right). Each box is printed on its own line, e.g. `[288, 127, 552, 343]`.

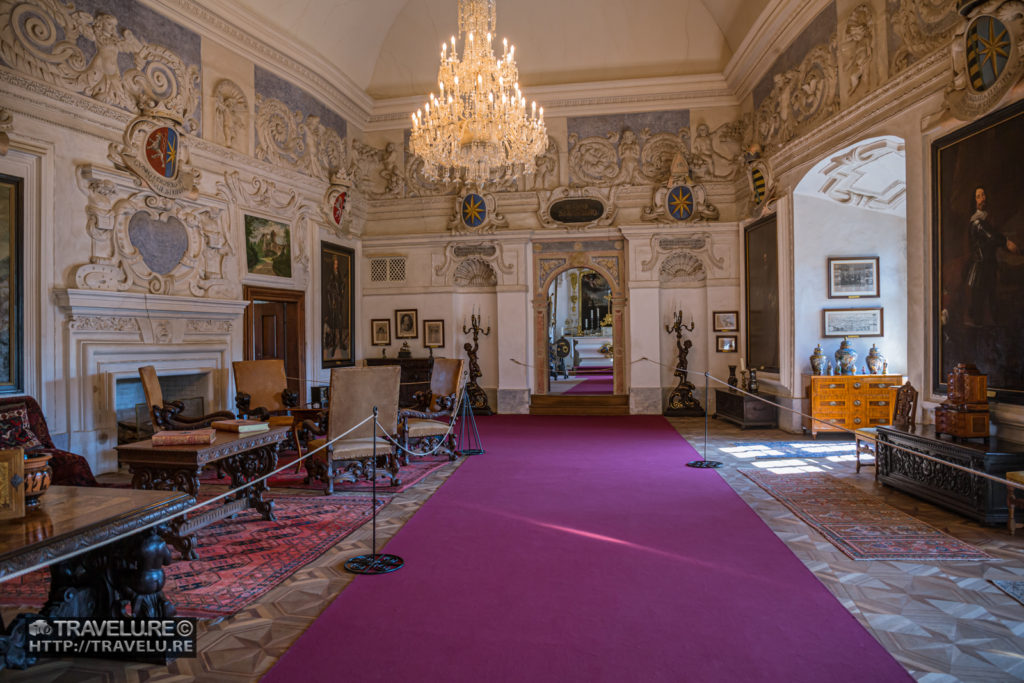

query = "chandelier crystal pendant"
[409, 0, 547, 188]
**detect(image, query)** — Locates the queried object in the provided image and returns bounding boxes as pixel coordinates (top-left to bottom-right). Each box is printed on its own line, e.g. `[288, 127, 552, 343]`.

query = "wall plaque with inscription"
[549, 198, 605, 224]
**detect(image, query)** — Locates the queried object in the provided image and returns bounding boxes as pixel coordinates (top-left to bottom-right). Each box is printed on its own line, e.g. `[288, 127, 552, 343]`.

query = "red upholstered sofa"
[0, 395, 96, 486]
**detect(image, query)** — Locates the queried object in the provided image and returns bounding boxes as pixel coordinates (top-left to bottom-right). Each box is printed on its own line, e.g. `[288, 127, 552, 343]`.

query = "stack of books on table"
[210, 419, 270, 433]
[152, 429, 216, 446]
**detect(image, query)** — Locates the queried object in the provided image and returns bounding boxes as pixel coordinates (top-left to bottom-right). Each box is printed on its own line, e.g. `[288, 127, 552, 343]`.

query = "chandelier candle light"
[409, 0, 547, 187]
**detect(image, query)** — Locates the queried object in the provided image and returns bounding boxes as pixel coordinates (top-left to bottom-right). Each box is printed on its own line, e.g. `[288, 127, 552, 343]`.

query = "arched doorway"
[531, 239, 628, 408]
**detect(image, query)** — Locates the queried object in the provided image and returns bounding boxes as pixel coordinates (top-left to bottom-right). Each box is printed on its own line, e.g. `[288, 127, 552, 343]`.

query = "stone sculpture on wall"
[432, 242, 515, 287]
[74, 165, 235, 297]
[254, 94, 345, 181]
[839, 3, 878, 105]
[350, 139, 406, 198]
[568, 127, 690, 187]
[947, 0, 1024, 120]
[447, 189, 508, 234]
[0, 107, 11, 155]
[640, 233, 724, 276]
[888, 0, 961, 76]
[212, 79, 248, 151]
[527, 136, 559, 191]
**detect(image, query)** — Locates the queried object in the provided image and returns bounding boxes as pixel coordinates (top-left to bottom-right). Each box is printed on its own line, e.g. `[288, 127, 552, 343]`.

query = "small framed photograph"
[716, 335, 738, 353]
[370, 319, 391, 346]
[828, 257, 879, 298]
[424, 319, 445, 348]
[822, 307, 884, 337]
[713, 311, 738, 332]
[395, 309, 418, 339]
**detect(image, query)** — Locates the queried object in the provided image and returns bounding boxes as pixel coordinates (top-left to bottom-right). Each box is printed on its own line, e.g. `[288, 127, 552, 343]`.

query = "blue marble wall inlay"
[753, 1, 837, 110]
[255, 66, 348, 141]
[567, 110, 690, 146]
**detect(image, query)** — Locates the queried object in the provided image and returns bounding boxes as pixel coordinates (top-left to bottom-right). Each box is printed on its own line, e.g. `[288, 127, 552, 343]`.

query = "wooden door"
[243, 287, 305, 399]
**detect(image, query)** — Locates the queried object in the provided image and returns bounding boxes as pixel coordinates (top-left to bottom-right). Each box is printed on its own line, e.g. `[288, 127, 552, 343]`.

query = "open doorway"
[242, 286, 306, 399]
[547, 268, 614, 395]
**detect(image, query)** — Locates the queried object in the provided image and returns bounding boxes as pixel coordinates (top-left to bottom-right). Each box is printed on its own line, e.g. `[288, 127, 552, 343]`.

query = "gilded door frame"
[532, 239, 628, 395]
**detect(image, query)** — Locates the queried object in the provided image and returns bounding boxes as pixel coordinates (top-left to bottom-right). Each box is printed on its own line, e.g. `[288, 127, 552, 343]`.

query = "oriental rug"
[739, 469, 992, 561]
[991, 580, 1024, 607]
[726, 441, 857, 460]
[0, 494, 386, 618]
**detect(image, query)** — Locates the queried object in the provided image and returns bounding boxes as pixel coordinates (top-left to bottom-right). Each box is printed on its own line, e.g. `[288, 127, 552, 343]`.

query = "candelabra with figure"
[663, 311, 705, 417]
[462, 312, 493, 415]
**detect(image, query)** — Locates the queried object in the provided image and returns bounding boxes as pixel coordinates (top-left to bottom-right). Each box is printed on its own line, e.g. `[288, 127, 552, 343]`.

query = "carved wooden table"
[877, 424, 1024, 524]
[0, 486, 193, 669]
[116, 427, 289, 559]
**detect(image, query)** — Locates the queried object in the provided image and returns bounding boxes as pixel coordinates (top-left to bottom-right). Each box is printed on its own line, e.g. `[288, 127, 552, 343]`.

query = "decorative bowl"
[23, 453, 52, 511]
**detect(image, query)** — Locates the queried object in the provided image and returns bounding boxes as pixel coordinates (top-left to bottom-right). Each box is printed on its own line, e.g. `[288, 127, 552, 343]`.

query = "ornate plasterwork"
[755, 39, 841, 155]
[74, 165, 235, 297]
[68, 315, 141, 332]
[320, 169, 355, 237]
[640, 232, 724, 274]
[568, 128, 689, 187]
[216, 170, 315, 269]
[187, 319, 232, 333]
[537, 257, 568, 290]
[818, 138, 906, 211]
[641, 184, 718, 223]
[433, 241, 515, 287]
[0, 0, 199, 127]
[889, 0, 961, 76]
[350, 139, 403, 198]
[947, 1, 1024, 120]
[0, 106, 11, 155]
[254, 94, 345, 181]
[447, 190, 508, 234]
[527, 135, 559, 191]
[212, 79, 248, 151]
[659, 253, 706, 283]
[839, 3, 879, 104]
[538, 186, 618, 230]
[108, 113, 200, 199]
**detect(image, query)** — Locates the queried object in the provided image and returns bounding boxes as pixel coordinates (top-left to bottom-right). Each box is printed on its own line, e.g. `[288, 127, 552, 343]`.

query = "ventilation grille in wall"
[369, 257, 406, 283]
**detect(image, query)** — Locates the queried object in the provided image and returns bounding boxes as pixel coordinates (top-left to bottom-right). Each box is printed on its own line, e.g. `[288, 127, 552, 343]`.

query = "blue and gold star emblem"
[966, 16, 1010, 92]
[667, 185, 694, 221]
[462, 193, 486, 228]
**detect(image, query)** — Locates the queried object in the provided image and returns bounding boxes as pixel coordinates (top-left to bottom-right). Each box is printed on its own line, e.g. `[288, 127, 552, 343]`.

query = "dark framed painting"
[321, 241, 354, 368]
[245, 214, 292, 278]
[932, 99, 1024, 403]
[371, 319, 391, 346]
[395, 309, 418, 339]
[716, 335, 737, 352]
[822, 307, 884, 337]
[424, 320, 445, 348]
[713, 311, 738, 332]
[744, 214, 780, 373]
[828, 257, 879, 298]
[0, 175, 22, 395]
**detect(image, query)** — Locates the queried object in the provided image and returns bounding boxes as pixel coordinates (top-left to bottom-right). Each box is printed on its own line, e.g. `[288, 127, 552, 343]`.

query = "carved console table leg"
[130, 466, 201, 498]
[223, 444, 278, 521]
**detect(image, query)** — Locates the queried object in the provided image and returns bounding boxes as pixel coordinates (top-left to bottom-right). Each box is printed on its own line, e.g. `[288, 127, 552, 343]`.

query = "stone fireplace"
[55, 289, 249, 474]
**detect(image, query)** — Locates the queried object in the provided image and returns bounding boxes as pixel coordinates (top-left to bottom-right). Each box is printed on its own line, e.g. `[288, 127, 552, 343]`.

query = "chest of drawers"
[804, 374, 902, 437]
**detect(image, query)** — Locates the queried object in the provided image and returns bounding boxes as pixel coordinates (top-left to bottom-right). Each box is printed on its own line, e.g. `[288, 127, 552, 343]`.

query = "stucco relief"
[527, 135, 559, 191]
[447, 190, 508, 234]
[839, 4, 878, 105]
[640, 233, 724, 275]
[74, 165, 236, 297]
[212, 79, 248, 151]
[0, 106, 10, 154]
[254, 94, 345, 181]
[68, 315, 141, 333]
[537, 186, 618, 230]
[0, 1, 199, 128]
[568, 128, 689, 187]
[433, 241, 515, 287]
[888, 0, 960, 76]
[755, 39, 840, 154]
[947, 1, 1024, 120]
[187, 319, 232, 333]
[659, 253, 706, 283]
[350, 139, 404, 198]
[819, 138, 907, 210]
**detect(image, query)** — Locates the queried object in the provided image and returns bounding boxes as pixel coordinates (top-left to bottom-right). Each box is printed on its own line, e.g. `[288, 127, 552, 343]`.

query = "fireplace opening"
[115, 371, 215, 443]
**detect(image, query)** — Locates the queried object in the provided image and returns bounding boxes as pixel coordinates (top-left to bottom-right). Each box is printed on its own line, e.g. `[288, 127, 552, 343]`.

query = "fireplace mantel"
[54, 289, 249, 473]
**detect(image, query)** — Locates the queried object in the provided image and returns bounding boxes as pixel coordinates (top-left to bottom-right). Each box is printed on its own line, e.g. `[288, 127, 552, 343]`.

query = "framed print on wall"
[424, 320, 445, 348]
[245, 214, 292, 278]
[321, 241, 354, 368]
[0, 175, 22, 395]
[828, 257, 879, 298]
[713, 311, 738, 332]
[822, 307, 884, 337]
[933, 98, 1024, 403]
[716, 335, 738, 352]
[371, 319, 391, 346]
[395, 309, 418, 339]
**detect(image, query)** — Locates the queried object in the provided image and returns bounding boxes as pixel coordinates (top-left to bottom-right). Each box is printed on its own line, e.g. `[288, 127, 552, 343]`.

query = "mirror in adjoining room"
[546, 268, 614, 395]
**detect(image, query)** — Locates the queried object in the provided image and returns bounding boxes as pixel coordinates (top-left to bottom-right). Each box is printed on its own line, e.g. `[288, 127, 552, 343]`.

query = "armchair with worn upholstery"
[399, 357, 464, 462]
[139, 365, 235, 432]
[0, 395, 95, 486]
[231, 359, 299, 422]
[303, 365, 402, 494]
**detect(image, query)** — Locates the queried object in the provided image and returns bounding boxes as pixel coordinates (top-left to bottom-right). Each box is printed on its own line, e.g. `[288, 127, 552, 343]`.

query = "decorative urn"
[865, 344, 885, 375]
[809, 344, 827, 375]
[834, 338, 857, 375]
[23, 452, 52, 511]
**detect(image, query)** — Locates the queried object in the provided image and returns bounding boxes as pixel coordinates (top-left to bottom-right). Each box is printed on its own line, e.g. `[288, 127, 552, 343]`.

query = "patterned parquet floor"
[5, 418, 1024, 681]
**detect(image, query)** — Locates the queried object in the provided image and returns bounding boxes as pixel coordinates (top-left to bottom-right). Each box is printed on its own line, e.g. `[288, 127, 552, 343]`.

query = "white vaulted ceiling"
[204, 0, 773, 105]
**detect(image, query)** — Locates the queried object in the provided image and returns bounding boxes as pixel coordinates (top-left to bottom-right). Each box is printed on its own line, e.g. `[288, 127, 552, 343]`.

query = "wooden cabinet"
[713, 389, 778, 429]
[804, 374, 901, 437]
[365, 357, 433, 407]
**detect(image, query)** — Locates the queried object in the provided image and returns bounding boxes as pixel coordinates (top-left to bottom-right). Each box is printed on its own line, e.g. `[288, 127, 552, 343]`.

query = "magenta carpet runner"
[264, 415, 911, 683]
[739, 469, 991, 561]
[564, 373, 614, 394]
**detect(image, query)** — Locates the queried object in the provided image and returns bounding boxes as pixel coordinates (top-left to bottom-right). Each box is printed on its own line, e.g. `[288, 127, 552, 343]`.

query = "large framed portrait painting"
[933, 99, 1024, 403]
[0, 176, 21, 395]
[321, 241, 354, 368]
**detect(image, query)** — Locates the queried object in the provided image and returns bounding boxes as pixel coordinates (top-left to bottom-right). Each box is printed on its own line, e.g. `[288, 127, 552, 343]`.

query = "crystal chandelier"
[409, 0, 547, 188]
